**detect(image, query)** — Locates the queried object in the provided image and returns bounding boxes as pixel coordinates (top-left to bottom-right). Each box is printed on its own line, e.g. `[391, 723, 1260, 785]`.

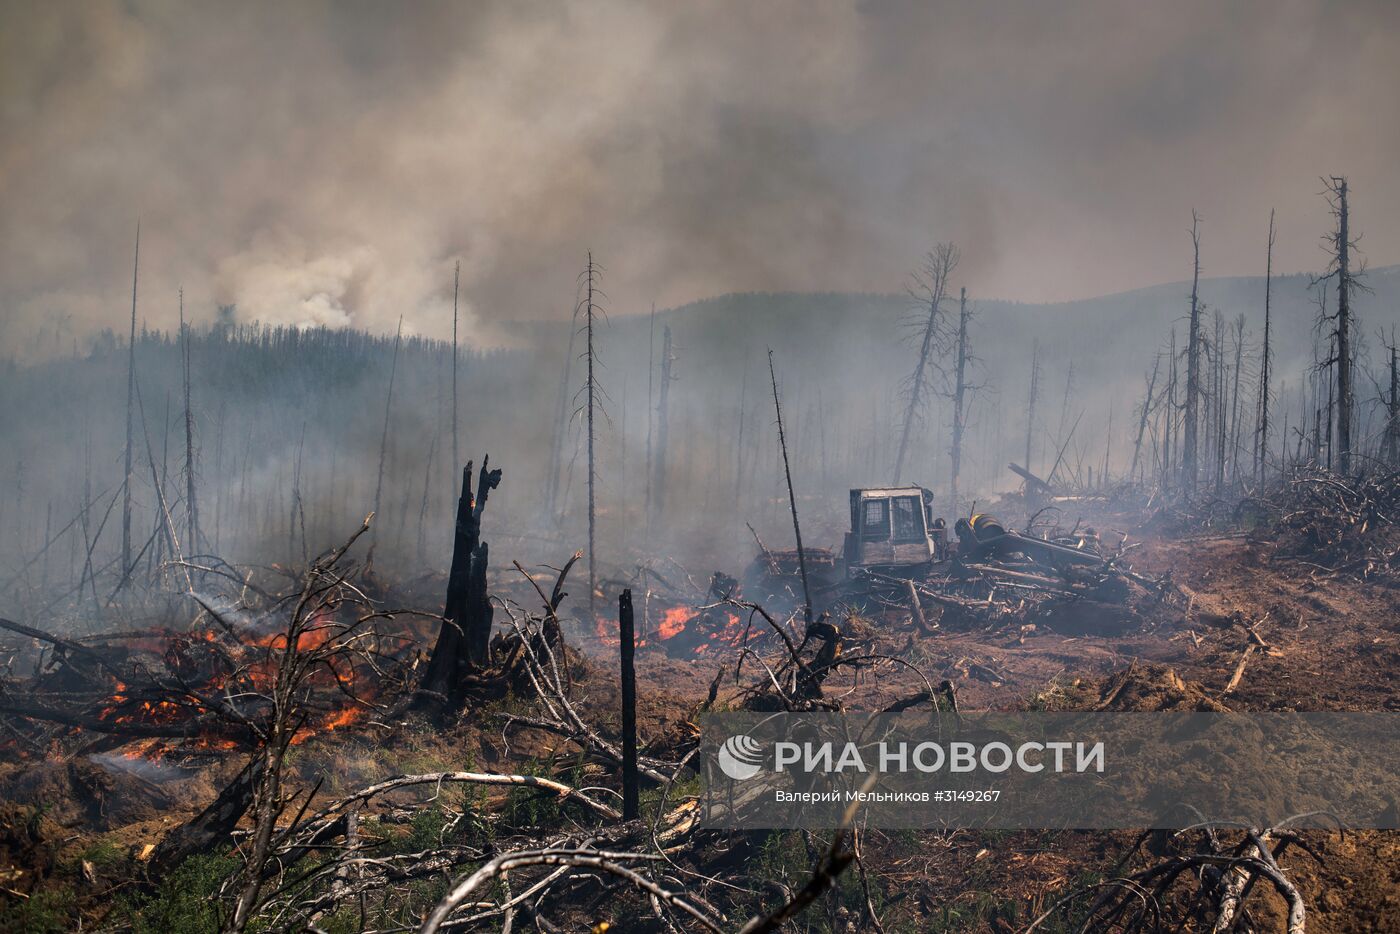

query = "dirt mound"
[0, 757, 207, 831]
[1088, 662, 1231, 712]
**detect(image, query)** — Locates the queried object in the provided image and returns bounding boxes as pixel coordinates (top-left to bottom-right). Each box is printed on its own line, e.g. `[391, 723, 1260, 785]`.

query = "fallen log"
[0, 700, 245, 740]
[149, 756, 265, 878]
[0, 616, 126, 681]
[1009, 462, 1056, 496]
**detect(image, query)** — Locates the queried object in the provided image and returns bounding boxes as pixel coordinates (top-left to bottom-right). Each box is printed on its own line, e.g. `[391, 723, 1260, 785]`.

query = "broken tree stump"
[413, 457, 502, 716]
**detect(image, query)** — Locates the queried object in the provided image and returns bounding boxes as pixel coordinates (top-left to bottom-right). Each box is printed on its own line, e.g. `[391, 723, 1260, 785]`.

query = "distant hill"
[511, 264, 1399, 494]
[2, 267, 1396, 598]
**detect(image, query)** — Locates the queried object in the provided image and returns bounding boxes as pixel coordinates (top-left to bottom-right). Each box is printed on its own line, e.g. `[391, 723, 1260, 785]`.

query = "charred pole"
[582, 253, 600, 624]
[546, 302, 580, 521]
[1386, 335, 1399, 465]
[1164, 328, 1177, 488]
[734, 357, 749, 503]
[1182, 210, 1203, 490]
[1025, 339, 1041, 474]
[371, 316, 404, 548]
[1256, 210, 1275, 483]
[644, 302, 656, 528]
[949, 286, 970, 517]
[894, 244, 957, 484]
[1129, 352, 1161, 483]
[1325, 177, 1357, 474]
[180, 287, 200, 552]
[650, 324, 674, 532]
[619, 588, 639, 820]
[1229, 314, 1245, 487]
[768, 349, 812, 625]
[451, 260, 460, 487]
[121, 221, 140, 583]
[1215, 310, 1227, 494]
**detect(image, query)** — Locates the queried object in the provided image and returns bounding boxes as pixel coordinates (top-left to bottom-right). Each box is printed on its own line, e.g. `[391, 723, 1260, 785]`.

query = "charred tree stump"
[619, 588, 639, 821]
[413, 458, 501, 716]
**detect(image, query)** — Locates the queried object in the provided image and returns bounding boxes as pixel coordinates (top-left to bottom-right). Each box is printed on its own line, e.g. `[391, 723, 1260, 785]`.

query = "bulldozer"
[842, 486, 950, 576]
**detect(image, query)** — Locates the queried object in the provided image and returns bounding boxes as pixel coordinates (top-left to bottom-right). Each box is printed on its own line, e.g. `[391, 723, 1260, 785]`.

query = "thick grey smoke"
[3, 0, 1399, 346]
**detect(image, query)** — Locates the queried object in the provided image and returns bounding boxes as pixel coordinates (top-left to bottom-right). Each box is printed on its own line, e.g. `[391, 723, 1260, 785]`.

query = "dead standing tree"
[1229, 314, 1246, 487]
[371, 317, 404, 552]
[1316, 177, 1366, 475]
[180, 287, 201, 553]
[1182, 211, 1204, 491]
[650, 323, 675, 532]
[1256, 209, 1276, 483]
[576, 253, 607, 625]
[1384, 331, 1400, 465]
[894, 243, 958, 484]
[644, 302, 656, 525]
[1214, 310, 1227, 494]
[947, 286, 984, 518]
[1025, 339, 1041, 475]
[451, 260, 461, 490]
[1129, 352, 1162, 484]
[1162, 328, 1178, 489]
[121, 222, 140, 584]
[769, 350, 812, 624]
[546, 302, 581, 522]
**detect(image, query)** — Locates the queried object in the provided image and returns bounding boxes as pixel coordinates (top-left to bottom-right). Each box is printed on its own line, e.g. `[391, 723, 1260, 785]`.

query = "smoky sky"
[3, 0, 1399, 346]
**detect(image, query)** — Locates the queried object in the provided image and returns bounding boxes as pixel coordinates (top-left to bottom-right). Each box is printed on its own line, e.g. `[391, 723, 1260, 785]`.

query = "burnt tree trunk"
[1256, 209, 1275, 483]
[1330, 177, 1355, 474]
[895, 245, 956, 484]
[371, 317, 404, 550]
[650, 325, 674, 531]
[1215, 311, 1227, 494]
[583, 254, 600, 627]
[769, 350, 812, 625]
[150, 757, 264, 879]
[414, 458, 501, 715]
[949, 287, 970, 517]
[1183, 211, 1203, 490]
[1229, 315, 1244, 488]
[1387, 341, 1399, 465]
[451, 261, 461, 494]
[1129, 353, 1160, 483]
[1025, 340, 1040, 475]
[619, 588, 639, 821]
[1163, 329, 1177, 489]
[121, 222, 140, 585]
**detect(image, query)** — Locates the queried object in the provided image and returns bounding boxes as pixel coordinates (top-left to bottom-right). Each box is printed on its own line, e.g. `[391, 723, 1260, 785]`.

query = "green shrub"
[117, 852, 239, 934]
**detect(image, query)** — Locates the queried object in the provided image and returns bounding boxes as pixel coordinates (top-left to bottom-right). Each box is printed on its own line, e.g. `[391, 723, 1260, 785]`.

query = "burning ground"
[0, 466, 1396, 932]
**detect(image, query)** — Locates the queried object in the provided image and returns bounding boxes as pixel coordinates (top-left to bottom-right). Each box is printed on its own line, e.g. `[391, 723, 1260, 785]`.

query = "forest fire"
[591, 602, 747, 657]
[4, 5, 1399, 928]
[658, 605, 694, 640]
[0, 595, 389, 763]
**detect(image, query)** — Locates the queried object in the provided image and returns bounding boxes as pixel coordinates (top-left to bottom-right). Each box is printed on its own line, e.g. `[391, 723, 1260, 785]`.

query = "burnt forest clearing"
[1, 190, 1399, 932]
[5, 2, 1400, 930]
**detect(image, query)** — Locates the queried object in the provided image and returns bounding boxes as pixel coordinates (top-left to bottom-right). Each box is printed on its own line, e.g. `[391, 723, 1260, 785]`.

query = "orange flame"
[658, 606, 697, 640]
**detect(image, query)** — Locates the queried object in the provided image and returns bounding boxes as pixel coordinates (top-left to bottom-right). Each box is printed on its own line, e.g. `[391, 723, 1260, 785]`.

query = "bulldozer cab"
[843, 486, 947, 575]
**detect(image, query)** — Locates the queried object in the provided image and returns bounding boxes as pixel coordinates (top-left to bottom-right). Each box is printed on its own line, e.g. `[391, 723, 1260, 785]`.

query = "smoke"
[2, 0, 1400, 346]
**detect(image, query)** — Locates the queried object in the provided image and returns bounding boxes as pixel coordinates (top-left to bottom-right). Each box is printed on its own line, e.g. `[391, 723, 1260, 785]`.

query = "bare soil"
[2, 522, 1397, 931]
